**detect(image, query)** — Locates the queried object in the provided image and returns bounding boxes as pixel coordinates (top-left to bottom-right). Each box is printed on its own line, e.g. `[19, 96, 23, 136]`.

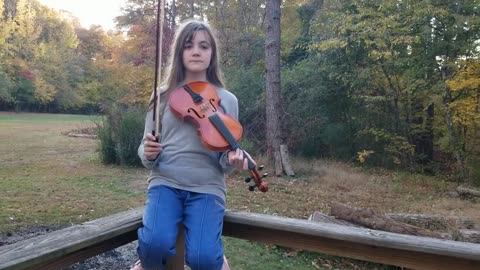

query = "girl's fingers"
[146, 144, 162, 149]
[146, 133, 156, 140]
[144, 143, 162, 160]
[145, 140, 162, 148]
[243, 158, 249, 170]
[237, 149, 243, 165]
[145, 146, 162, 153]
[227, 149, 256, 170]
[146, 133, 160, 143]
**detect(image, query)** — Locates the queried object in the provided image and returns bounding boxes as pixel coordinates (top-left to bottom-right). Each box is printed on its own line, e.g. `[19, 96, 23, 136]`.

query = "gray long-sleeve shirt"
[138, 87, 238, 202]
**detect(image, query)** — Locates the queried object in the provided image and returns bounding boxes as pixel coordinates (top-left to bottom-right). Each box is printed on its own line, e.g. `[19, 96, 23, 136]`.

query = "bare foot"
[221, 255, 231, 270]
[130, 260, 144, 270]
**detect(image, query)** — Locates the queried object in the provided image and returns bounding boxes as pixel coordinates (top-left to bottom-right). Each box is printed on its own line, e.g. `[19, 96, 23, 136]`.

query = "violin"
[169, 81, 268, 192]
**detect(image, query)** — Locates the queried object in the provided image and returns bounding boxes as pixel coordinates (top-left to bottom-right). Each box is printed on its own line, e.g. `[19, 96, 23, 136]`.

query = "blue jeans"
[137, 185, 226, 270]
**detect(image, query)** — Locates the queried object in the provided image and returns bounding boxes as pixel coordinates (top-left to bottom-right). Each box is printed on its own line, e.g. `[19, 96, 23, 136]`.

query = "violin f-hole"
[187, 108, 205, 118]
[209, 99, 217, 112]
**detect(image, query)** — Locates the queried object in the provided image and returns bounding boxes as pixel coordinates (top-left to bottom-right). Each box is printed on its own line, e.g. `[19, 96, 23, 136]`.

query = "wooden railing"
[1, 207, 480, 270]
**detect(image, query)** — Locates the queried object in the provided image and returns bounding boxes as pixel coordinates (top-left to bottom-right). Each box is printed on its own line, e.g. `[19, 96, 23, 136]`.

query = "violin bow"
[152, 0, 165, 138]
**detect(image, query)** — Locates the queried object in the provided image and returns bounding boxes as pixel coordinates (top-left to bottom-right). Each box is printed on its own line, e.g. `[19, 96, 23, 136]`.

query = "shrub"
[97, 119, 118, 164]
[97, 104, 145, 166]
[355, 128, 415, 169]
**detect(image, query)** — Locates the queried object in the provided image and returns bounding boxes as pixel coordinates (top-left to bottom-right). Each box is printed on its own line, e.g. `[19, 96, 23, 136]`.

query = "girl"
[132, 20, 252, 270]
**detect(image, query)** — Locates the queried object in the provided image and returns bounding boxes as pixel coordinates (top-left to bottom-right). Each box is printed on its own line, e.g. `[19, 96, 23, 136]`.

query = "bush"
[97, 104, 145, 166]
[97, 119, 118, 164]
[354, 128, 415, 169]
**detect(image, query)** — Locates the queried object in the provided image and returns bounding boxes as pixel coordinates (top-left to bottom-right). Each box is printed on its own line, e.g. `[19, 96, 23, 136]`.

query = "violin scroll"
[243, 157, 268, 192]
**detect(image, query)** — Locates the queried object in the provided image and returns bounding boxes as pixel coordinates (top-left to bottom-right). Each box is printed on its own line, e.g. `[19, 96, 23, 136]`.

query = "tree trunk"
[170, 0, 176, 31]
[457, 229, 480, 244]
[440, 66, 467, 180]
[265, 0, 283, 176]
[280, 144, 295, 176]
[330, 203, 445, 239]
[312, 208, 480, 243]
[456, 186, 480, 198]
[386, 213, 476, 230]
[189, 0, 194, 18]
[310, 211, 476, 230]
[411, 101, 434, 166]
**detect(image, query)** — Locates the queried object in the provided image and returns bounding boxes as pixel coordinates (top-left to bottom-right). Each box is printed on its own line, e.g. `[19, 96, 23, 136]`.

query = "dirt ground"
[225, 158, 480, 227]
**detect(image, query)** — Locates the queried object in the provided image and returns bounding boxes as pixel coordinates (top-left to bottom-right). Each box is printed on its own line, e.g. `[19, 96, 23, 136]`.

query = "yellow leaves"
[368, 50, 393, 60]
[447, 60, 480, 92]
[446, 59, 480, 132]
[448, 77, 480, 92]
[309, 38, 348, 52]
[97, 59, 152, 105]
[449, 97, 479, 127]
[357, 150, 375, 164]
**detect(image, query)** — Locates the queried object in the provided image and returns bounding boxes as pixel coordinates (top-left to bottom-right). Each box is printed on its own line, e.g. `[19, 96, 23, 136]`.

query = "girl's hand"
[227, 149, 256, 170]
[144, 133, 163, 161]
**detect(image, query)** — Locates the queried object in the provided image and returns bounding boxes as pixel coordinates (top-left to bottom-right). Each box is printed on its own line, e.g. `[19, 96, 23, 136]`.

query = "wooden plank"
[223, 210, 480, 270]
[1, 208, 480, 270]
[0, 207, 143, 270]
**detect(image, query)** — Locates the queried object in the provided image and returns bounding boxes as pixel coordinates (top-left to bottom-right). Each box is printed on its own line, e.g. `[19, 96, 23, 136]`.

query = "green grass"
[224, 238, 324, 270]
[0, 112, 146, 232]
[0, 163, 145, 232]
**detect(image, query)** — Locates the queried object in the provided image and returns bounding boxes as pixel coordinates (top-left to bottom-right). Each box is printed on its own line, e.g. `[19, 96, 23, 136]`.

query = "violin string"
[208, 114, 239, 148]
[208, 115, 255, 170]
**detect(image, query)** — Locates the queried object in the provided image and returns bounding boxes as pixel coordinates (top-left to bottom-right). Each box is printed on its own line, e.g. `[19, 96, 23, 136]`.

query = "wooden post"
[166, 224, 185, 270]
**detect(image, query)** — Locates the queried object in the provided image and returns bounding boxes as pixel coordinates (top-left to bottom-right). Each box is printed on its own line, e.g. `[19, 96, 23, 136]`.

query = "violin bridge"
[200, 103, 209, 111]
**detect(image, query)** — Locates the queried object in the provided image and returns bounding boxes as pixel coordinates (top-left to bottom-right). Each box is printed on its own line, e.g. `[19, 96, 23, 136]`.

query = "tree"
[0, 0, 14, 60]
[76, 25, 109, 59]
[447, 59, 480, 158]
[10, 0, 41, 61]
[265, 0, 294, 176]
[410, 0, 480, 179]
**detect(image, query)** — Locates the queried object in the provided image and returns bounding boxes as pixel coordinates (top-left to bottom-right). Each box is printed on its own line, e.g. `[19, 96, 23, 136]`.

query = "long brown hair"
[150, 20, 224, 107]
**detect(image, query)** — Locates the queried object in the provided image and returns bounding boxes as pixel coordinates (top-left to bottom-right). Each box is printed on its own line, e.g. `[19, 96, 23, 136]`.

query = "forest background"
[1, 0, 479, 185]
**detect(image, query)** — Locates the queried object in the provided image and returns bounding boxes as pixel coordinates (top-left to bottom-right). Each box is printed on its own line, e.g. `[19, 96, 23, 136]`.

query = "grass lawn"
[1, 112, 479, 270]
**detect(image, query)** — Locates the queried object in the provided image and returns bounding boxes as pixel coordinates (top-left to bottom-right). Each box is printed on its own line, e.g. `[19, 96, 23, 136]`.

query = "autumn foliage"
[1, 0, 479, 183]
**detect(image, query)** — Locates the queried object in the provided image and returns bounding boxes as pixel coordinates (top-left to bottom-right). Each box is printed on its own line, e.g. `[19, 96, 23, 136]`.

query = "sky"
[37, 0, 128, 31]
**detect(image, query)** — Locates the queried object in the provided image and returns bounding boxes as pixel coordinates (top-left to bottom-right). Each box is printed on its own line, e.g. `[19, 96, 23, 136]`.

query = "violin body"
[169, 81, 243, 152]
[169, 81, 268, 192]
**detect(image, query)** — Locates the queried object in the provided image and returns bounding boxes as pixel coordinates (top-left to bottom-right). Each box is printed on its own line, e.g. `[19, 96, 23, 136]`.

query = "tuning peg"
[248, 185, 255, 192]
[258, 165, 264, 171]
[262, 173, 268, 178]
[245, 177, 252, 183]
